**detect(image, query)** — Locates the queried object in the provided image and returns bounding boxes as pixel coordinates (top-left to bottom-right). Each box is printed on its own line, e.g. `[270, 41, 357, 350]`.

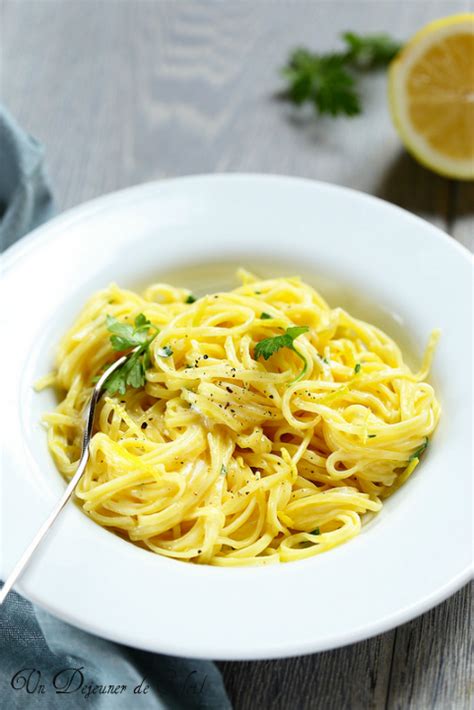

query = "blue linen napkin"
[0, 106, 54, 250]
[0, 106, 231, 710]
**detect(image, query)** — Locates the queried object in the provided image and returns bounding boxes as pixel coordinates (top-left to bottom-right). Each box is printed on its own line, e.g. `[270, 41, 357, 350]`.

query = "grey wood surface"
[2, 1, 472, 708]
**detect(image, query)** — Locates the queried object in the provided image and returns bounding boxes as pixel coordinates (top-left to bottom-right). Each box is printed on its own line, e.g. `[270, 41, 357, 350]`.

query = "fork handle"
[0, 351, 131, 605]
[0, 452, 90, 605]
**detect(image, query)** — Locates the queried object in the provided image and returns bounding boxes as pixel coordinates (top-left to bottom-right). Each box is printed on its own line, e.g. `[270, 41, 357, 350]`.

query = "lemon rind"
[388, 14, 474, 180]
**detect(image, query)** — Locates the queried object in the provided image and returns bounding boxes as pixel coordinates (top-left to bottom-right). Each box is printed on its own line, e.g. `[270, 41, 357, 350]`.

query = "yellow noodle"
[42, 274, 440, 565]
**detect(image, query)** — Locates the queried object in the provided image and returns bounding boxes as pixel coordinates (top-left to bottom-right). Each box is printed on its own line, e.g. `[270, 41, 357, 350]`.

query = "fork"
[0, 347, 139, 605]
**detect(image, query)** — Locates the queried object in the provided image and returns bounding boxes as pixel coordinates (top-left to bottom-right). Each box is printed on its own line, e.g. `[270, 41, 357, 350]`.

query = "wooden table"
[3, 1, 472, 707]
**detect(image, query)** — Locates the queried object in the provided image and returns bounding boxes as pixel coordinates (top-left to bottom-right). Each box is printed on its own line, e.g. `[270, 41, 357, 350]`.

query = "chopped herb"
[220, 464, 227, 476]
[260, 312, 272, 320]
[354, 363, 361, 374]
[101, 314, 158, 395]
[409, 437, 429, 461]
[157, 345, 173, 357]
[185, 294, 196, 304]
[319, 354, 329, 365]
[368, 434, 377, 438]
[254, 326, 310, 382]
[311, 527, 321, 535]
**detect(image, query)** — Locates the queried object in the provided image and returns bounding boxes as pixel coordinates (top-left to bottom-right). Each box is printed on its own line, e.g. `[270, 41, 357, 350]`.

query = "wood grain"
[386, 585, 473, 710]
[2, 1, 472, 708]
[218, 631, 396, 710]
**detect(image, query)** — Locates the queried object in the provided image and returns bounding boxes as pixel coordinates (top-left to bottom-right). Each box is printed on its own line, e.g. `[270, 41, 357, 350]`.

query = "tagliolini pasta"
[41, 272, 440, 565]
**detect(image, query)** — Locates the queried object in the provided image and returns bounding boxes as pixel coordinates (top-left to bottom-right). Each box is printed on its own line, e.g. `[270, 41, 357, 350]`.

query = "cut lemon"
[389, 14, 474, 179]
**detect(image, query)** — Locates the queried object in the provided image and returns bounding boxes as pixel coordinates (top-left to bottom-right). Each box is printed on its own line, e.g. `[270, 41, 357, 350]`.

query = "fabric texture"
[0, 106, 231, 710]
[0, 106, 54, 250]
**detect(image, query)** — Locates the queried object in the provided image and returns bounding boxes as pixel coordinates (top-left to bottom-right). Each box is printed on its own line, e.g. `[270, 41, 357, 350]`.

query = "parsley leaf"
[282, 50, 360, 116]
[106, 313, 153, 350]
[126, 353, 145, 389]
[281, 32, 401, 118]
[409, 437, 429, 461]
[254, 326, 309, 381]
[100, 314, 159, 395]
[311, 527, 321, 535]
[260, 312, 272, 319]
[102, 367, 128, 396]
[342, 32, 402, 69]
[185, 294, 196, 304]
[354, 363, 361, 374]
[134, 313, 150, 329]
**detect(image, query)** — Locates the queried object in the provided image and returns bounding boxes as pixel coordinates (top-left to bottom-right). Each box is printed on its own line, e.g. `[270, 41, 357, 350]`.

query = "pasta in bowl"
[2, 174, 471, 658]
[40, 270, 440, 566]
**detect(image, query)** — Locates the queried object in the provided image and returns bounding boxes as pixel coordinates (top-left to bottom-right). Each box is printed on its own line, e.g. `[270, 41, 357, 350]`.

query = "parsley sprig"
[282, 50, 360, 116]
[101, 314, 159, 395]
[254, 326, 309, 382]
[343, 32, 402, 68]
[281, 32, 401, 117]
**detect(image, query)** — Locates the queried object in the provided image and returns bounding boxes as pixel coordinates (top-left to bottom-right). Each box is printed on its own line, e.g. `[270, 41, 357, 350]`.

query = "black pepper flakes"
[141, 422, 148, 429]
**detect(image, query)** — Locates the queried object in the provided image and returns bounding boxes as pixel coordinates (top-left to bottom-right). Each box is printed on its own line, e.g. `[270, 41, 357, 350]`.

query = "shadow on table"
[217, 584, 472, 710]
[377, 150, 449, 219]
[376, 150, 474, 225]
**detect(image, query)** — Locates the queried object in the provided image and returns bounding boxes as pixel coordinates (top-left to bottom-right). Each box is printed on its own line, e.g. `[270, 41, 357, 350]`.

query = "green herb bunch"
[281, 32, 402, 117]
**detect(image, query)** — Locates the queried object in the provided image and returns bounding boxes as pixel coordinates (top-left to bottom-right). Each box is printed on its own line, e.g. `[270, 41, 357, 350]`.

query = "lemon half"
[389, 14, 474, 180]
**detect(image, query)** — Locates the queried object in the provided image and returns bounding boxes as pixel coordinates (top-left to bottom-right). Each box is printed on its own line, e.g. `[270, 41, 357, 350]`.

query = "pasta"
[41, 272, 440, 565]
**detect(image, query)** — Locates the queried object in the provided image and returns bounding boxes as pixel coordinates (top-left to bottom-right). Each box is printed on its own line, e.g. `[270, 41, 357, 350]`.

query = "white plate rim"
[1, 173, 472, 660]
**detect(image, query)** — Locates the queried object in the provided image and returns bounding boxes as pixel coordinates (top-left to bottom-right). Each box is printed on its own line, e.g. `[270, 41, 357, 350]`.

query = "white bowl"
[1, 174, 472, 660]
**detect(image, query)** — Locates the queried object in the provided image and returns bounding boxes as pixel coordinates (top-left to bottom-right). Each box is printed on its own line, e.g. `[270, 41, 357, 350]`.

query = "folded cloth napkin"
[0, 106, 54, 250]
[0, 106, 231, 710]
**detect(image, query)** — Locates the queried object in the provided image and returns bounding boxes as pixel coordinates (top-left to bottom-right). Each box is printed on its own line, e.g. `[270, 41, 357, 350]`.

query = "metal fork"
[0, 347, 139, 605]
